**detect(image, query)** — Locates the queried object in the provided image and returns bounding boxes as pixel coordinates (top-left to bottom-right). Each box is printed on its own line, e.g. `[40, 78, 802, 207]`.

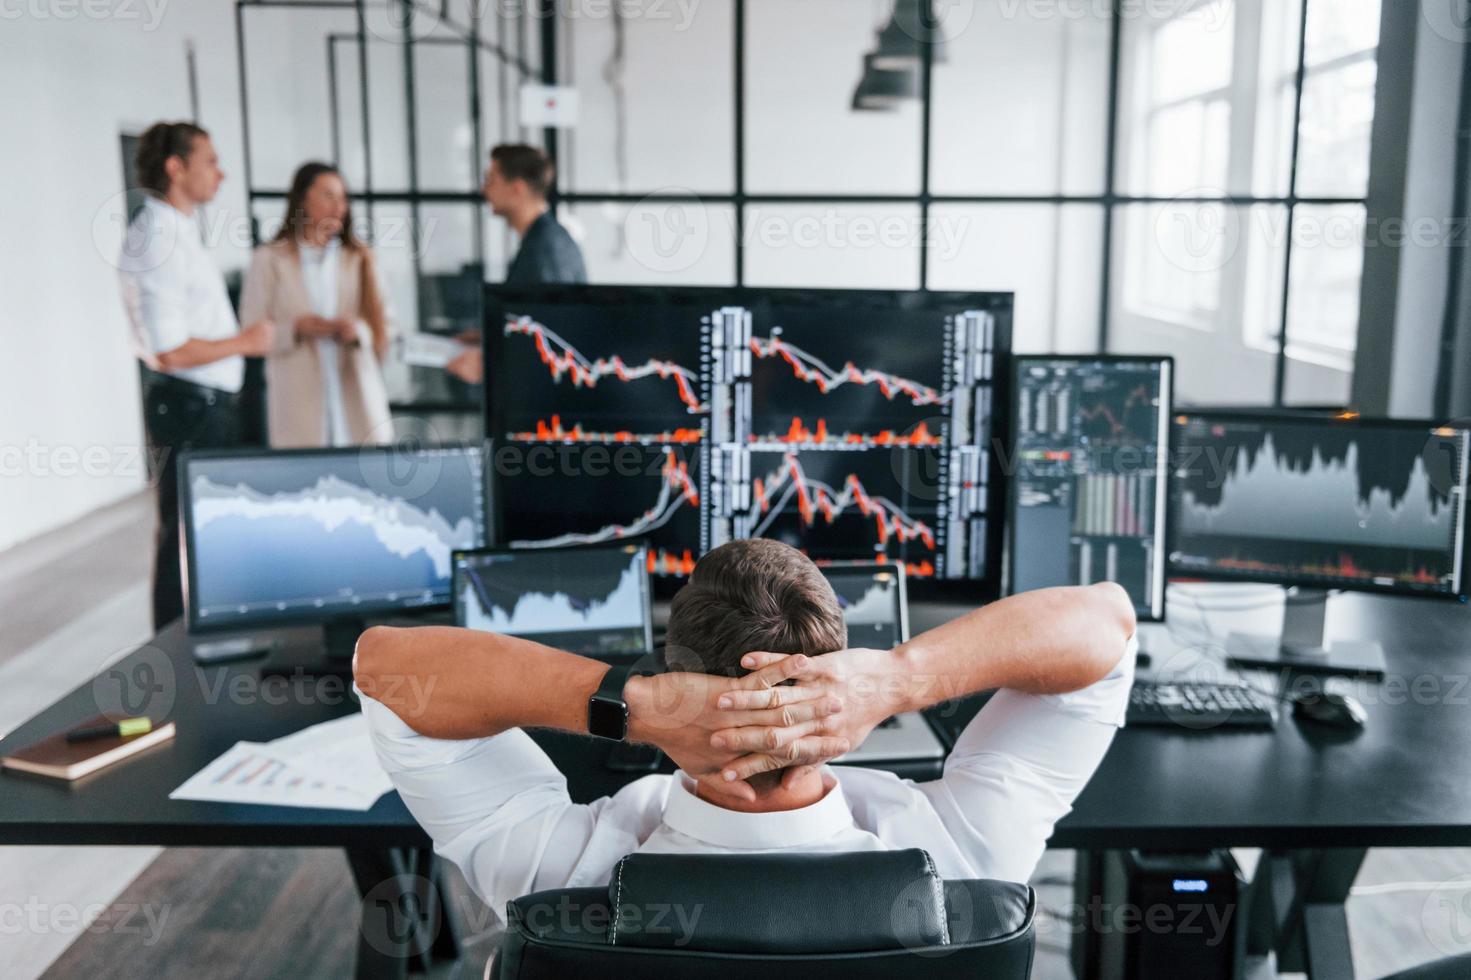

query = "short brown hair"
[136, 121, 209, 195]
[665, 539, 847, 677]
[490, 144, 554, 198]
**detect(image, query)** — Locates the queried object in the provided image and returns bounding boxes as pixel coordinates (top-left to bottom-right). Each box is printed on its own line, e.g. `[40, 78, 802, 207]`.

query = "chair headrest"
[605, 848, 948, 954]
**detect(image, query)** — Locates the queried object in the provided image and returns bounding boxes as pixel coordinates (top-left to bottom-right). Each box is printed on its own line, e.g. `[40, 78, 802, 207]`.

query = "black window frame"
[236, 0, 1377, 409]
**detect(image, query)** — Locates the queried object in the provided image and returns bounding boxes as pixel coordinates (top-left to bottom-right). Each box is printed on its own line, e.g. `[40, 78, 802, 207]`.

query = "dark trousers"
[143, 376, 243, 632]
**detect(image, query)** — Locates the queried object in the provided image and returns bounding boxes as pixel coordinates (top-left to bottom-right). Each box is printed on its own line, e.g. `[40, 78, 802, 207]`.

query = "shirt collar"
[142, 195, 198, 242]
[662, 771, 855, 850]
[143, 194, 189, 224]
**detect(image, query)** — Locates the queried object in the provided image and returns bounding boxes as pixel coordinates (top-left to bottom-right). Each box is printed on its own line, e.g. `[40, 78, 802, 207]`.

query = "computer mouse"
[1292, 691, 1368, 729]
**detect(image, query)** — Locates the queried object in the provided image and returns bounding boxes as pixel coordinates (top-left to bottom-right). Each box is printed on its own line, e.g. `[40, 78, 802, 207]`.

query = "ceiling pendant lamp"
[851, 0, 941, 111]
[872, 0, 947, 70]
[851, 52, 919, 111]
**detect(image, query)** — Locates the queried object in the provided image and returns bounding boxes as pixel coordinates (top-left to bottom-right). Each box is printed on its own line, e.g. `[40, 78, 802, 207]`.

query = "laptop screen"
[820, 563, 910, 649]
[452, 543, 653, 657]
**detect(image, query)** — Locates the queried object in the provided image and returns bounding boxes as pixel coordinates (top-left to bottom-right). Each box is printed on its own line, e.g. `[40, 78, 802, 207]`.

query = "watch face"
[588, 695, 629, 740]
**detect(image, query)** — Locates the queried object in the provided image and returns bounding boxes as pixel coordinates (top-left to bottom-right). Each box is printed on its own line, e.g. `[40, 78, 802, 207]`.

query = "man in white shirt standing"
[354, 538, 1136, 926]
[118, 121, 275, 630]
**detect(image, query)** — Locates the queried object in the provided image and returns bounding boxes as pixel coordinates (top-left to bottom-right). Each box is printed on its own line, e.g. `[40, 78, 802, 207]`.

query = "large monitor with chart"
[1007, 356, 1172, 620]
[485, 286, 1013, 597]
[179, 444, 487, 632]
[1170, 413, 1470, 598]
[452, 542, 653, 657]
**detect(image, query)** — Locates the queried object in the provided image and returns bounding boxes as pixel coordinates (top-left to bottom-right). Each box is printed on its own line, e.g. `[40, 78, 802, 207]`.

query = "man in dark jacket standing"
[447, 145, 585, 383]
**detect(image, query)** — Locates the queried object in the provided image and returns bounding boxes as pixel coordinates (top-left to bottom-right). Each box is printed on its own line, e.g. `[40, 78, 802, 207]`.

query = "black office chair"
[489, 848, 1036, 979]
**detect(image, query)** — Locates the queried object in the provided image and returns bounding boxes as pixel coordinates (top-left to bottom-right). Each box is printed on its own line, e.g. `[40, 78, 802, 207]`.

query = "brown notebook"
[2, 716, 176, 782]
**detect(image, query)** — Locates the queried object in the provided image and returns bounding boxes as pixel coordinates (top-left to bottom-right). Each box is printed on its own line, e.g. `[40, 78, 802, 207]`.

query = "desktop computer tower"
[1074, 850, 1246, 980]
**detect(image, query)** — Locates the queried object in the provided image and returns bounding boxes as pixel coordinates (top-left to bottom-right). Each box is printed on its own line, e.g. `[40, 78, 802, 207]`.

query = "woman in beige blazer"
[239, 162, 392, 447]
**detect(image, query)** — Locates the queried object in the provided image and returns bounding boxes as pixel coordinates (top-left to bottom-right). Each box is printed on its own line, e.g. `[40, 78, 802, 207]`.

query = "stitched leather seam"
[924, 851, 950, 945]
[610, 859, 626, 946]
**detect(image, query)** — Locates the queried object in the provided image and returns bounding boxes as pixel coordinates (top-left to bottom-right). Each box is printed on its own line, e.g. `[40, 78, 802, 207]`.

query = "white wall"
[0, 0, 246, 553]
[560, 0, 1106, 351]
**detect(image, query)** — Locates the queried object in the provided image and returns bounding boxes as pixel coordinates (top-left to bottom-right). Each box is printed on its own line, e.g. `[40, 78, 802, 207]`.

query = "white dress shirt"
[361, 634, 1135, 927]
[118, 196, 244, 393]
[297, 241, 351, 446]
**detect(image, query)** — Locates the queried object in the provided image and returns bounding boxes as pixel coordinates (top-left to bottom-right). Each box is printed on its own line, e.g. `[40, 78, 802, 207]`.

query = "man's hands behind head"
[628, 647, 911, 799]
[626, 657, 858, 805]
[709, 648, 909, 790]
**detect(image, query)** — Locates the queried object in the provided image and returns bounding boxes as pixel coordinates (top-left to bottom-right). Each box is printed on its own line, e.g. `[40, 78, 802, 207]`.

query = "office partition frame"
[234, 0, 1373, 411]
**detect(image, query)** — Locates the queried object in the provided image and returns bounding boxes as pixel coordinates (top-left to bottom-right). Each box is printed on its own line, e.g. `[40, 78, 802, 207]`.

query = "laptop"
[820, 563, 946, 764]
[452, 542, 654, 659]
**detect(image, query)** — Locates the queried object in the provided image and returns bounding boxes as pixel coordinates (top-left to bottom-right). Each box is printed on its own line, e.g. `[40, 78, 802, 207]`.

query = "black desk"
[918, 593, 1471, 853]
[2, 592, 1469, 980]
[959, 591, 1471, 979]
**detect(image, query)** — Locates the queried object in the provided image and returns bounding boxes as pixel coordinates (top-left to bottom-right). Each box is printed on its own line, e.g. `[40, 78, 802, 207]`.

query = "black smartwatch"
[587, 665, 631, 741]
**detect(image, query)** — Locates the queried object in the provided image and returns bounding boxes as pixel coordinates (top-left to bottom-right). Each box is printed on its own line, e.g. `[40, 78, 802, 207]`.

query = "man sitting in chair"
[354, 538, 1136, 922]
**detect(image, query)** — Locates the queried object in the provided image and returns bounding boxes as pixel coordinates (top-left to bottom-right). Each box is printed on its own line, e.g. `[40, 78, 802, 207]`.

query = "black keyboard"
[1127, 681, 1277, 730]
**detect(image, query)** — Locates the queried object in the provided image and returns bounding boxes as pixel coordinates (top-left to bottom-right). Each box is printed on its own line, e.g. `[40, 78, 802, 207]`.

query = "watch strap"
[595, 663, 630, 701]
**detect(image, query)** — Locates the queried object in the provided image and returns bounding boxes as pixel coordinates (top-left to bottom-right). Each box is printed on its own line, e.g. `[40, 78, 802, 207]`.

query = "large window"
[1108, 0, 1378, 405]
[238, 0, 1383, 408]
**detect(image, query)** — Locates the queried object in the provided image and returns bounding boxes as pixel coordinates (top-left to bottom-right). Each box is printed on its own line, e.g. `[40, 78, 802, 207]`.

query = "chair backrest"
[491, 849, 1036, 980]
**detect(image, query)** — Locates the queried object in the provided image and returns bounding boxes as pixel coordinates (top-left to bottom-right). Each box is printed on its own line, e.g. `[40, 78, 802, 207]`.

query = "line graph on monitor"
[749, 332, 948, 406]
[745, 316, 955, 447]
[506, 444, 700, 553]
[730, 450, 941, 574]
[506, 315, 706, 413]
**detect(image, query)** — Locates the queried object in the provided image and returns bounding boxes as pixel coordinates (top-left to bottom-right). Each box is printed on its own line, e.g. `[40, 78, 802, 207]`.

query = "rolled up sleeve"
[921, 633, 1136, 883]
[357, 692, 598, 919]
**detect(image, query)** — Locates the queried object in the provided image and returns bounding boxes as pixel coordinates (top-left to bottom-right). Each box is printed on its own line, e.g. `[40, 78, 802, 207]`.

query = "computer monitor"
[1170, 412, 1470, 674]
[179, 444, 488, 645]
[484, 285, 1013, 598]
[452, 542, 653, 657]
[1007, 356, 1173, 621]
[816, 561, 944, 763]
[820, 562, 910, 648]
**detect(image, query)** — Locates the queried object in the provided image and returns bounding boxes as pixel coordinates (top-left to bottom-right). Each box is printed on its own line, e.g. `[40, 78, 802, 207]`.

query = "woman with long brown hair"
[238, 162, 392, 446]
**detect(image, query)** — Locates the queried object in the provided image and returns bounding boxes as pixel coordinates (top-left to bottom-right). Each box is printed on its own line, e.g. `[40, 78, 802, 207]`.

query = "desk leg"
[346, 846, 462, 980]
[1266, 848, 1366, 980]
[1070, 850, 1104, 980]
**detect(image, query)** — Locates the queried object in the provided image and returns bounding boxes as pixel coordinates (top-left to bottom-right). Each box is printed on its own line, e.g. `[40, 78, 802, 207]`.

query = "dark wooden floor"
[38, 848, 501, 980]
[34, 842, 1471, 979]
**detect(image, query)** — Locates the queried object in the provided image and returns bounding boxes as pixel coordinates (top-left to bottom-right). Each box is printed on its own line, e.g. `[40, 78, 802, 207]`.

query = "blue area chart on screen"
[460, 555, 645, 635]
[191, 475, 478, 608]
[837, 578, 899, 626]
[1180, 435, 1454, 551]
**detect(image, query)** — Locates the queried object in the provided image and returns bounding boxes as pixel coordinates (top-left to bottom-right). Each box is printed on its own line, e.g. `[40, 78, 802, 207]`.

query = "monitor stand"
[259, 616, 367, 681]
[1224, 589, 1386, 680]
